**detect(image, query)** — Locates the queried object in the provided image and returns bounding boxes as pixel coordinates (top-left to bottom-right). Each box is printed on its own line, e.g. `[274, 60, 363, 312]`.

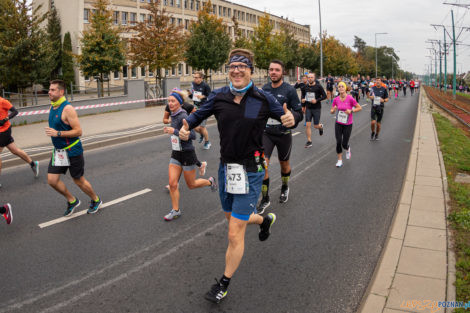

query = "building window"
[223, 7, 226, 16]
[141, 67, 146, 77]
[123, 66, 128, 78]
[196, 0, 199, 10]
[178, 64, 182, 75]
[185, 64, 189, 75]
[148, 15, 153, 25]
[169, 0, 174, 6]
[171, 17, 175, 24]
[165, 69, 169, 76]
[121, 12, 128, 25]
[149, 69, 154, 77]
[190, 0, 194, 9]
[114, 70, 120, 80]
[163, 0, 167, 5]
[140, 13, 145, 22]
[178, 18, 182, 26]
[242, 12, 245, 21]
[184, 0, 188, 9]
[176, 0, 181, 8]
[131, 67, 137, 78]
[130, 12, 137, 25]
[171, 66, 176, 76]
[218, 6, 222, 15]
[84, 75, 90, 81]
[228, 8, 231, 17]
[185, 19, 189, 29]
[84, 9, 90, 23]
[113, 11, 119, 25]
[212, 4, 216, 14]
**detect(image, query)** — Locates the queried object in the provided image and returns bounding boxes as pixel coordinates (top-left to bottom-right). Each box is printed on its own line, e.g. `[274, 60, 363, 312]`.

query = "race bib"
[337, 110, 349, 124]
[171, 135, 182, 151]
[225, 163, 249, 194]
[305, 92, 316, 102]
[266, 118, 281, 126]
[374, 97, 382, 106]
[193, 91, 202, 102]
[52, 149, 70, 167]
[354, 85, 358, 90]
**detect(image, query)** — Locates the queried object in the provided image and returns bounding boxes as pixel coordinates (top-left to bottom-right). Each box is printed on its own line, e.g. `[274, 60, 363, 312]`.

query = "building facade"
[33, 0, 311, 89]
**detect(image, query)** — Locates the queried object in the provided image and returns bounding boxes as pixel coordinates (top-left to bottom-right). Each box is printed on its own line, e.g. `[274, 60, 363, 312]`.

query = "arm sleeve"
[318, 86, 327, 102]
[8, 106, 18, 120]
[185, 91, 215, 129]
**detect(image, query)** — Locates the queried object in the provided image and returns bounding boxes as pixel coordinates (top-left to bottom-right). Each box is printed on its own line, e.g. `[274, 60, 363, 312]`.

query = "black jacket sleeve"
[8, 106, 18, 120]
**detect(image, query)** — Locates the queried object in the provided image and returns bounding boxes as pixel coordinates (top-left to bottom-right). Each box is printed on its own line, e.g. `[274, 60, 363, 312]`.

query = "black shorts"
[0, 127, 14, 148]
[48, 154, 85, 179]
[371, 107, 384, 123]
[263, 132, 292, 161]
[170, 150, 198, 167]
[305, 108, 321, 125]
[327, 87, 333, 92]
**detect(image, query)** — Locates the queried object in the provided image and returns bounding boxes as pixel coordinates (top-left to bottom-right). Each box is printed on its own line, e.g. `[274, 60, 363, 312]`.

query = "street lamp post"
[318, 0, 323, 78]
[375, 32, 388, 78]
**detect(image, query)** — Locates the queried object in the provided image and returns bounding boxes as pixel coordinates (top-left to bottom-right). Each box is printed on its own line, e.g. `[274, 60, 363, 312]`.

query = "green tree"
[251, 13, 283, 71]
[76, 0, 125, 97]
[62, 32, 75, 91]
[299, 42, 320, 73]
[0, 0, 49, 92]
[185, 0, 231, 81]
[128, 0, 185, 95]
[321, 33, 358, 76]
[232, 15, 251, 49]
[277, 21, 300, 71]
[353, 36, 366, 55]
[47, 6, 62, 81]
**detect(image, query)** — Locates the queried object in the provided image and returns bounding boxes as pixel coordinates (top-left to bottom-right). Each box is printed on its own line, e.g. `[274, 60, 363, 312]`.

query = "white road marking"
[38, 188, 152, 229]
[361, 103, 368, 107]
[292, 132, 301, 136]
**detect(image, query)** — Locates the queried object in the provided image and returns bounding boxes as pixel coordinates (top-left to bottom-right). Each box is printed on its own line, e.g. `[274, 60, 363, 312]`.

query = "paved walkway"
[359, 90, 455, 313]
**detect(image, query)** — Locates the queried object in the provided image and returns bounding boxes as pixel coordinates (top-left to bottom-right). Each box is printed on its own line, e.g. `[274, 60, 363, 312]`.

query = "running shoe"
[199, 161, 207, 176]
[2, 203, 12, 224]
[305, 141, 312, 148]
[370, 132, 375, 141]
[204, 279, 228, 304]
[164, 209, 181, 221]
[87, 197, 102, 214]
[203, 141, 211, 150]
[64, 198, 80, 217]
[259, 213, 276, 241]
[31, 161, 39, 178]
[335, 160, 343, 168]
[279, 185, 289, 203]
[257, 197, 271, 214]
[208, 176, 217, 192]
[198, 134, 204, 144]
[346, 147, 351, 160]
[319, 124, 324, 136]
[374, 134, 380, 141]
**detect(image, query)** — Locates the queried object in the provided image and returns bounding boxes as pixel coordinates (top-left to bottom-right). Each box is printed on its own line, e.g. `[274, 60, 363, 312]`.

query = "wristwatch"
[57, 131, 61, 137]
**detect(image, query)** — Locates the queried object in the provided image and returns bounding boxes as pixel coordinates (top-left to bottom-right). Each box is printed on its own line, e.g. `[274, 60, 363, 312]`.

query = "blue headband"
[229, 55, 253, 69]
[169, 92, 183, 104]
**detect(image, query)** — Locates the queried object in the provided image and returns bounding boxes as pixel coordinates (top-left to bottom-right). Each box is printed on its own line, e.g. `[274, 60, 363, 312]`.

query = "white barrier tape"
[17, 97, 167, 117]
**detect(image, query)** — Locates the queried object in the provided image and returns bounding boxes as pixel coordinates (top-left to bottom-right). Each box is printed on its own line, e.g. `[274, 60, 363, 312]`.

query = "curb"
[2, 119, 216, 170]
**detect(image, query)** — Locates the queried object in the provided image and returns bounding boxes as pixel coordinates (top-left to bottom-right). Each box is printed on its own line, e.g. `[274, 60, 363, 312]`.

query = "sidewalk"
[359, 90, 455, 313]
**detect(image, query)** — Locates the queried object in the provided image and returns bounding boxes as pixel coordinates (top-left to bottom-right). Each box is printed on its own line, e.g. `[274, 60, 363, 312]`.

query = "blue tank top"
[48, 100, 83, 157]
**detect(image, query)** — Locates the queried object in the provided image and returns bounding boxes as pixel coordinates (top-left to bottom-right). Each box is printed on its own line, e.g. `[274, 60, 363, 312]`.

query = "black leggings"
[335, 123, 352, 154]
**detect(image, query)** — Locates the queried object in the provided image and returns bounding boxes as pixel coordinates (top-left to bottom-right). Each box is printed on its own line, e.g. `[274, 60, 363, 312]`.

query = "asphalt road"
[0, 92, 418, 313]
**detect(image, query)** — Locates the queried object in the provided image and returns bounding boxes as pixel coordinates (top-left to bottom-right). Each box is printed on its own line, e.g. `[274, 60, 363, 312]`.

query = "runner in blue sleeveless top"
[45, 80, 102, 217]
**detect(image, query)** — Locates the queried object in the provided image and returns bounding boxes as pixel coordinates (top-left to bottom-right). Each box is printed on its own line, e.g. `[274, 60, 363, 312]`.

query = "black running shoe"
[279, 186, 289, 203]
[374, 134, 379, 141]
[259, 213, 276, 241]
[204, 279, 228, 304]
[319, 124, 324, 136]
[305, 141, 313, 148]
[370, 132, 375, 141]
[64, 198, 80, 217]
[257, 197, 271, 214]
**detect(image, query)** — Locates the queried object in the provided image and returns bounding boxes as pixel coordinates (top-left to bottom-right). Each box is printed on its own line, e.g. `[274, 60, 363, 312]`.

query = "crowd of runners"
[0, 48, 419, 304]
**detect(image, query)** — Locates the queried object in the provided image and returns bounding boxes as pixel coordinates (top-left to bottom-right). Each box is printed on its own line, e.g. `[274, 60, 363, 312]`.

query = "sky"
[230, 0, 470, 76]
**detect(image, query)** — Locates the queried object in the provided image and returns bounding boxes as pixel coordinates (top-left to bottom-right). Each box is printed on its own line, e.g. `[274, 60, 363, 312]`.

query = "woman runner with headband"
[163, 89, 217, 221]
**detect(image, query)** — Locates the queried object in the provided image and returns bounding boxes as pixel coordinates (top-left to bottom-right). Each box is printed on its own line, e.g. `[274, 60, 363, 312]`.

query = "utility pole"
[318, 0, 323, 78]
[444, 29, 447, 91]
[439, 40, 442, 89]
[452, 10, 456, 96]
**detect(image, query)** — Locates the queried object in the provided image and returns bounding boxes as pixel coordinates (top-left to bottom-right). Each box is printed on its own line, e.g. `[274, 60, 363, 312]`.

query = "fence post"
[70, 82, 74, 101]
[34, 88, 38, 106]
[19, 92, 23, 107]
[107, 79, 110, 96]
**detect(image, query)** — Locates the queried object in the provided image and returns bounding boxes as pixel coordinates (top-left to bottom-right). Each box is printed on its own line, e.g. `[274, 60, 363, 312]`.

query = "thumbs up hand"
[179, 119, 190, 141]
[280, 103, 295, 128]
